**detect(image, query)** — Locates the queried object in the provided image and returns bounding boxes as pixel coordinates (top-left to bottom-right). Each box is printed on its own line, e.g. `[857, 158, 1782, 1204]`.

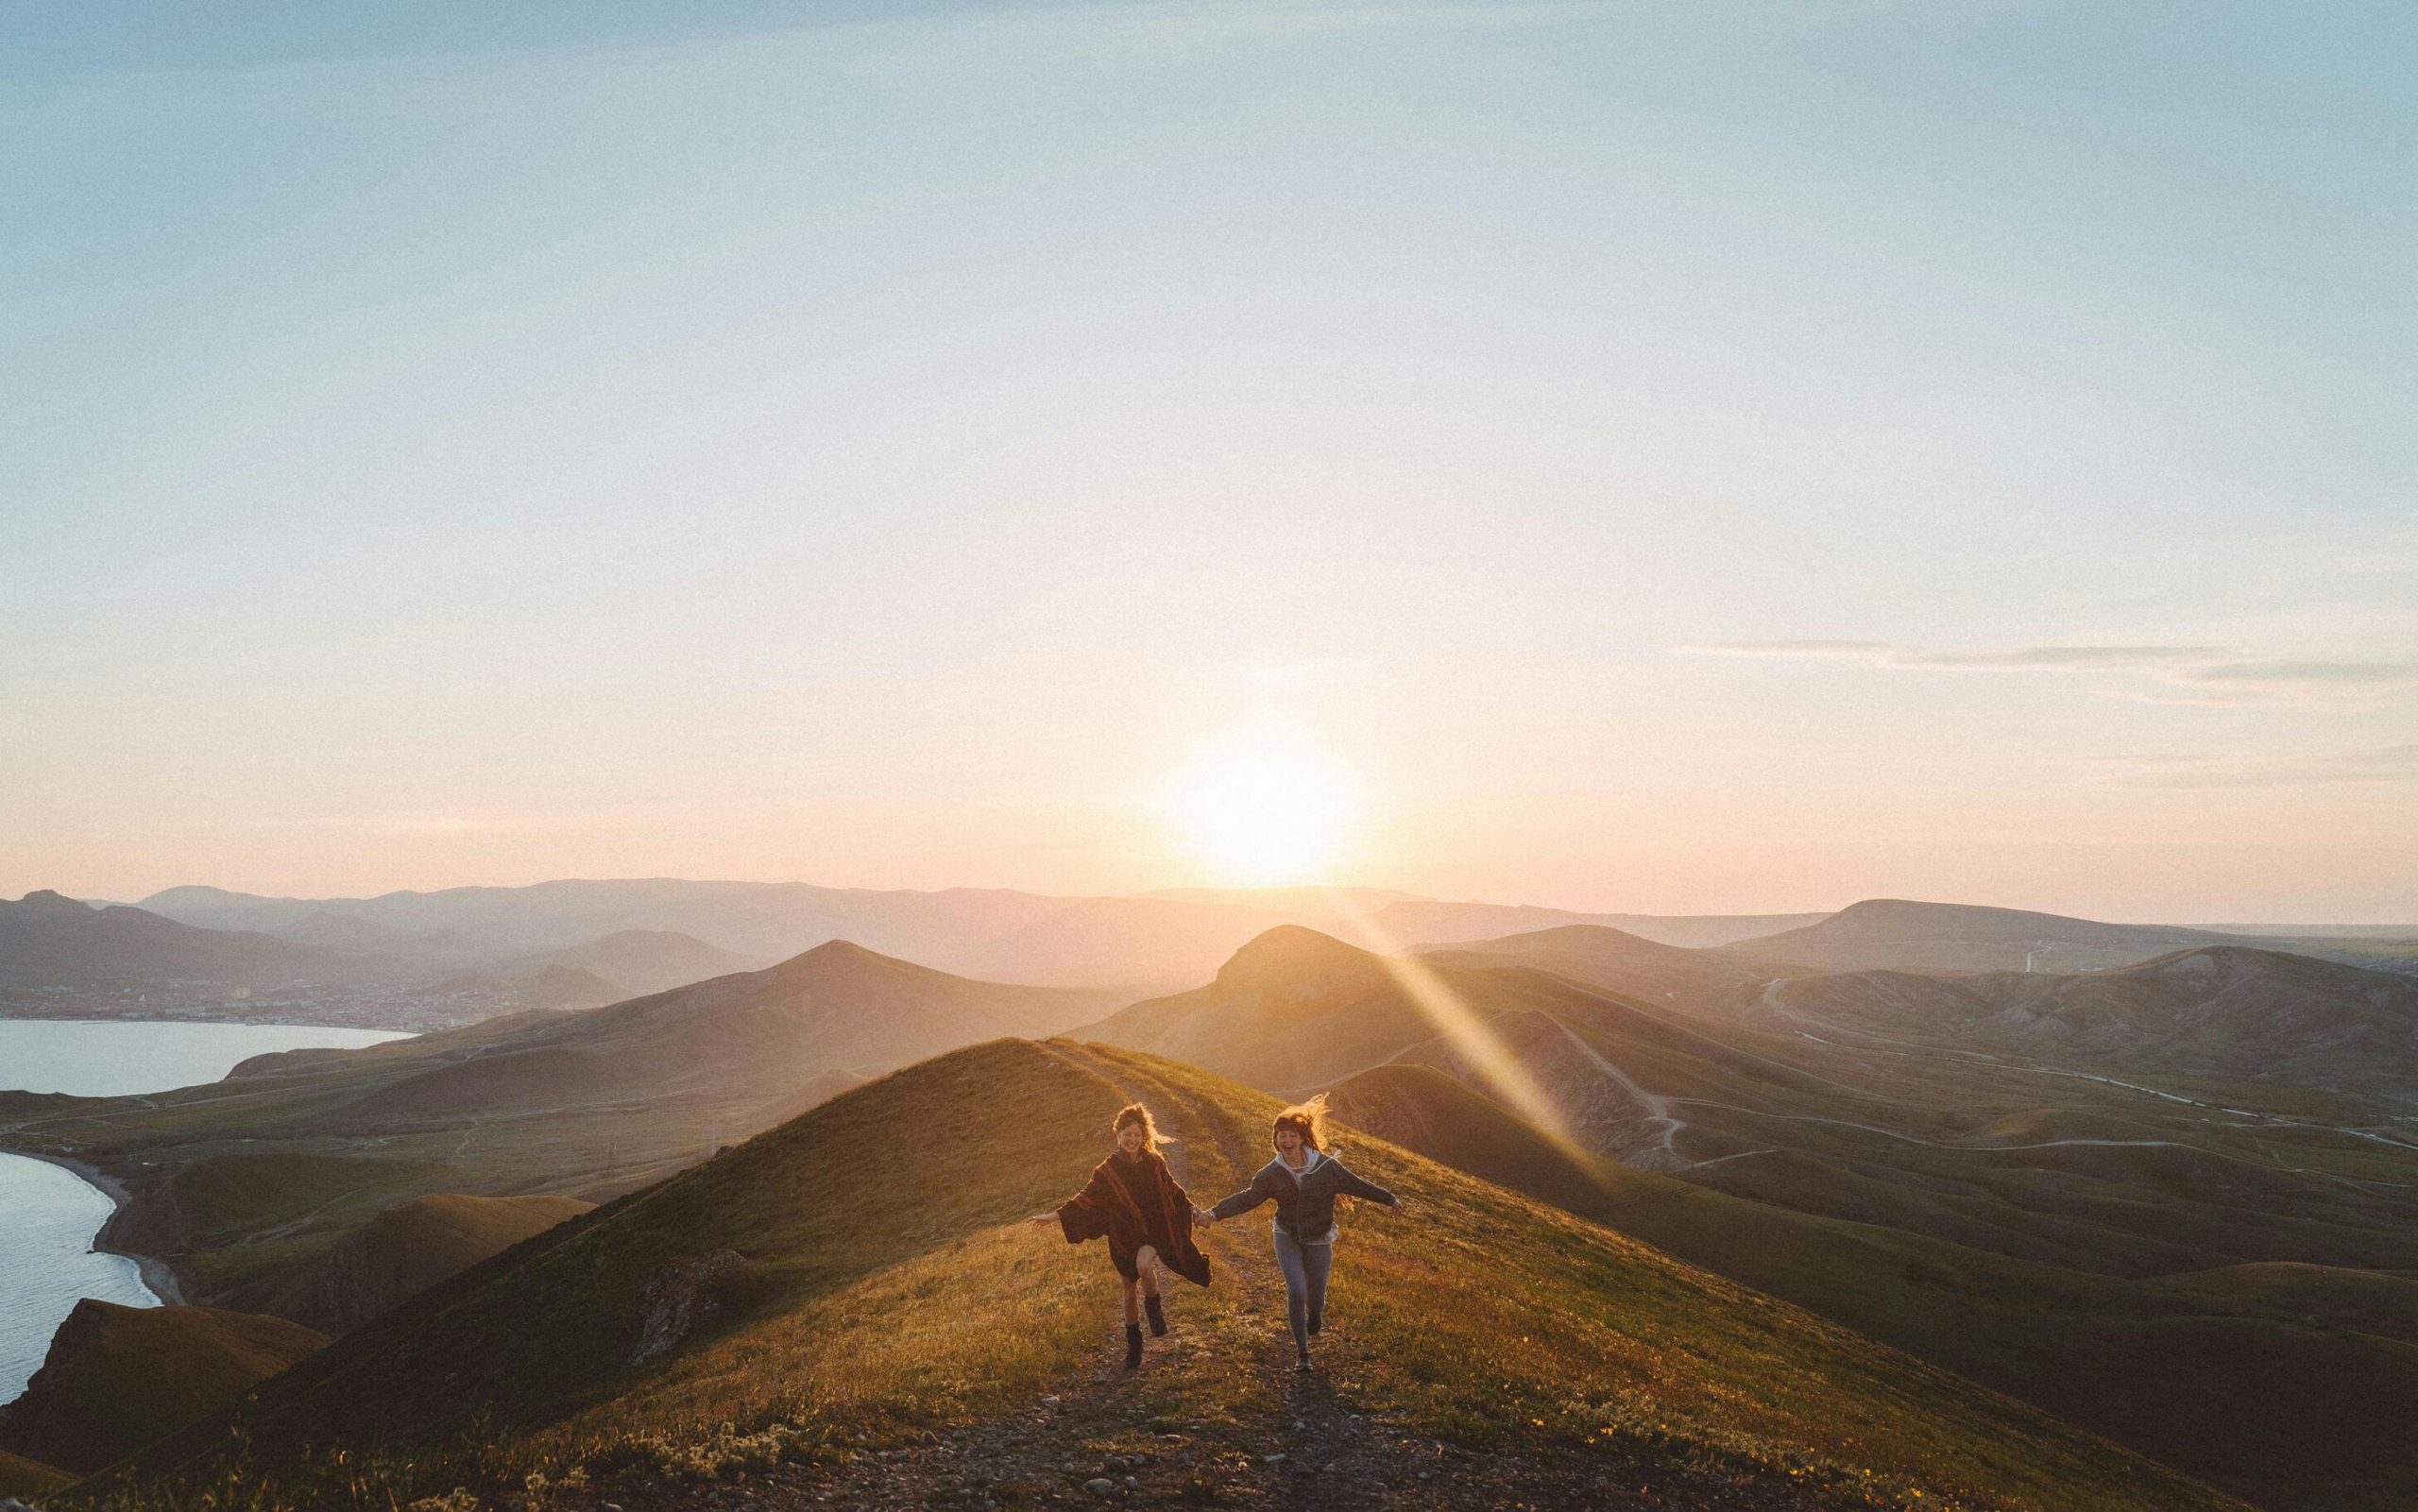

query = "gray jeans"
[1271, 1227, 1333, 1352]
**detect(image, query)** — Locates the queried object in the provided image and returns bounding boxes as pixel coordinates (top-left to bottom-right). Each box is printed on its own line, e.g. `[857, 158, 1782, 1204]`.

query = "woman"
[1029, 1102, 1211, 1368]
[1199, 1096, 1403, 1369]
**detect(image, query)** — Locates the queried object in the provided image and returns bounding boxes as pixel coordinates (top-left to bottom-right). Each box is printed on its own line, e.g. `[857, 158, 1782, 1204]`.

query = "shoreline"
[0, 1011, 422, 1036]
[7, 1148, 186, 1306]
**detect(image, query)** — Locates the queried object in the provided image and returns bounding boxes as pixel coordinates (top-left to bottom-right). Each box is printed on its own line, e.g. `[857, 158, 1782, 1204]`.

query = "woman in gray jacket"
[1196, 1096, 1405, 1369]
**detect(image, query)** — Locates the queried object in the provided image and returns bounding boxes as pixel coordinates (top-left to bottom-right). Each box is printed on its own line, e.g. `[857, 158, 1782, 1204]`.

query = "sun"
[1169, 725, 1353, 886]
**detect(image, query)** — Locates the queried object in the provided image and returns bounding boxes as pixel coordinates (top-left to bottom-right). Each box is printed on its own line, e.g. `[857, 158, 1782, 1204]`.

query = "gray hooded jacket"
[1209, 1148, 1398, 1243]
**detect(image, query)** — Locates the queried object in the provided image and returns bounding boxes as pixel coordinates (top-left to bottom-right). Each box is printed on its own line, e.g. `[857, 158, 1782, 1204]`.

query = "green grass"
[68, 1039, 2244, 1512]
[151, 1152, 449, 1248]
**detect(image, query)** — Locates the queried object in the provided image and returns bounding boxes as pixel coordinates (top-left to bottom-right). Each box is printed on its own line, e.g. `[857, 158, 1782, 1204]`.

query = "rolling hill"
[1763, 946, 2418, 1099]
[423, 961, 626, 1011]
[1728, 899, 2241, 975]
[0, 1300, 327, 1475]
[1378, 902, 1830, 949]
[500, 927, 770, 994]
[1326, 1062, 2418, 1512]
[230, 1192, 595, 1335]
[77, 1039, 2240, 1512]
[1082, 928, 2418, 1282]
[1, 943, 1119, 1318]
[1423, 921, 1779, 1015]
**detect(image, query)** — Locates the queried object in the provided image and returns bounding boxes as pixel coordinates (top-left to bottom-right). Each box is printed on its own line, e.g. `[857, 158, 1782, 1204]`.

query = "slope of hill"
[231, 1192, 595, 1335]
[1766, 946, 2418, 1097]
[3, 943, 1121, 1313]
[504, 928, 770, 994]
[0, 1300, 327, 1474]
[1729, 899, 2240, 975]
[430, 940, 1123, 1105]
[1378, 902, 1831, 949]
[0, 1449, 72, 1500]
[82, 1040, 2239, 1512]
[1082, 928, 2418, 1281]
[1326, 1062, 2418, 1512]
[1424, 921, 1778, 1014]
[0, 890, 348, 991]
[424, 961, 625, 1011]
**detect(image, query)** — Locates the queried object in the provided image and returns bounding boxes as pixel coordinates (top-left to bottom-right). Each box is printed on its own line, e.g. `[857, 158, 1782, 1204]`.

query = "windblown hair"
[1112, 1102, 1164, 1150]
[1271, 1094, 1331, 1152]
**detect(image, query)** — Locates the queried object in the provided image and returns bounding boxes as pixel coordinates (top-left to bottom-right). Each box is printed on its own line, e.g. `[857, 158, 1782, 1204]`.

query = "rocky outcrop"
[628, 1251, 745, 1365]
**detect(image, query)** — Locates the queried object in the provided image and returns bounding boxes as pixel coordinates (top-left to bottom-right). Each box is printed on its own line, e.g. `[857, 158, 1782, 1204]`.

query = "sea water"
[0, 1019, 412, 1402]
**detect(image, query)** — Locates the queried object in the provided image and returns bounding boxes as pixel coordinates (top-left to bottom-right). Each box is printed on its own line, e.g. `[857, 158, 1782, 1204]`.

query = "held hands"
[1190, 1206, 1216, 1229]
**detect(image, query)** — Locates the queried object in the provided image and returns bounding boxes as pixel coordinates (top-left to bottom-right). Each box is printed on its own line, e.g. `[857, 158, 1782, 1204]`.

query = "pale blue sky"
[5, 2, 2413, 919]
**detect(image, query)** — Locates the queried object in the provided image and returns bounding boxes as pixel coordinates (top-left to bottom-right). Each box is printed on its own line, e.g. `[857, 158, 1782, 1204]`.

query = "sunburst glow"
[1170, 726, 1352, 885]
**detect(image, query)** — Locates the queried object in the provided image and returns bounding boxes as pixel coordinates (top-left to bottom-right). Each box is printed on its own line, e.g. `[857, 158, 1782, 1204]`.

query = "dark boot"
[1144, 1294, 1168, 1337]
[1307, 1309, 1322, 1336]
[1124, 1322, 1145, 1369]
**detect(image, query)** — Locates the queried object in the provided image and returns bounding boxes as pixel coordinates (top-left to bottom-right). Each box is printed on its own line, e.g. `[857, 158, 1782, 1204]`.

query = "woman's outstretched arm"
[1330, 1163, 1403, 1207]
[1037, 1169, 1115, 1240]
[1206, 1169, 1274, 1223]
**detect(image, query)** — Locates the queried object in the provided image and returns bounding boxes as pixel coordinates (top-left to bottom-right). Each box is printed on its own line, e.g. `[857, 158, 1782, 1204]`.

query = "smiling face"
[1117, 1120, 1149, 1157]
[1274, 1126, 1303, 1160]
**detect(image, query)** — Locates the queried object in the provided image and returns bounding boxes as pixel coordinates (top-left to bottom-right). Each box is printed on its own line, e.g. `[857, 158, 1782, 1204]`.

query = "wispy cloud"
[2080, 745, 2418, 790]
[2172, 660, 2418, 688]
[1682, 640, 2418, 705]
[1689, 640, 2216, 670]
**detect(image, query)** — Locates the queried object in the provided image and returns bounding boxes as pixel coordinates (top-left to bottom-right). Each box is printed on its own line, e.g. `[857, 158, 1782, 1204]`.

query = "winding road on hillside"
[1738, 977, 2418, 1185]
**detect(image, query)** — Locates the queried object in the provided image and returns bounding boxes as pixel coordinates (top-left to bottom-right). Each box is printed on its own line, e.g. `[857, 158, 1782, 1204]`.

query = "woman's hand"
[1390, 1197, 1408, 1214]
[1025, 1213, 1057, 1227]
[1191, 1206, 1215, 1228]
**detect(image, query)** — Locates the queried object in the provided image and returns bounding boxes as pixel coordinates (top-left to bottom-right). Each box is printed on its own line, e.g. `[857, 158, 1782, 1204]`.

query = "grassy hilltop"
[72, 1039, 2237, 1512]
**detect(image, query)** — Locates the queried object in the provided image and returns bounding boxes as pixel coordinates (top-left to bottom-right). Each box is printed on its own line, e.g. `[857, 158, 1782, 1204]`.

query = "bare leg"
[1135, 1244, 1168, 1335]
[1119, 1265, 1147, 1368]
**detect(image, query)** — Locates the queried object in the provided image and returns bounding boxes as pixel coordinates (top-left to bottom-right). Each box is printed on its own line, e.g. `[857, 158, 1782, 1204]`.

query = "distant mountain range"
[0, 891, 348, 993]
[128, 879, 1836, 991]
[1725, 898, 2249, 974]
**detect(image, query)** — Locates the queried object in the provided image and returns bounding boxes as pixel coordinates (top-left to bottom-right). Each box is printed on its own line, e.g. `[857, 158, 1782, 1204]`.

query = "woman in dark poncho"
[1028, 1102, 1211, 1368]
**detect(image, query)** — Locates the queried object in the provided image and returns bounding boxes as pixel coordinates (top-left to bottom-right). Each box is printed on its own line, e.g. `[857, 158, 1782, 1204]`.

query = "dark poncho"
[1055, 1147, 1212, 1286]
